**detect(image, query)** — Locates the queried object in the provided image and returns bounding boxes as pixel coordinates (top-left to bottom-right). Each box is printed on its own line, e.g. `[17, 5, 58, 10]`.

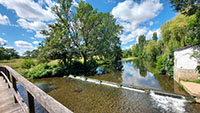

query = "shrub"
[26, 63, 68, 79]
[21, 59, 35, 69]
[156, 55, 167, 74]
[156, 54, 174, 76]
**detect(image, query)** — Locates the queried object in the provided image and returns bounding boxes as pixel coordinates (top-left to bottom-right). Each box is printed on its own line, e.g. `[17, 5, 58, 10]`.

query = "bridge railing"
[0, 66, 73, 113]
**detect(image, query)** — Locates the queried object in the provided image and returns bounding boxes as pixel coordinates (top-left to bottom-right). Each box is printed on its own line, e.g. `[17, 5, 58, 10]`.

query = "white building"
[174, 45, 200, 82]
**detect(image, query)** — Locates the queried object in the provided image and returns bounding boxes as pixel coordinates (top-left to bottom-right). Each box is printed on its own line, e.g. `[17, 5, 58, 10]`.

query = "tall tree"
[170, 0, 200, 16]
[170, 0, 200, 43]
[152, 32, 158, 41]
[138, 35, 146, 57]
[40, 0, 123, 73]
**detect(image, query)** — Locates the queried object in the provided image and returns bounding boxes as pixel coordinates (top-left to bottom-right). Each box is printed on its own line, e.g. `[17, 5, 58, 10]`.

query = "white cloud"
[0, 37, 7, 46]
[17, 19, 47, 31]
[34, 31, 46, 38]
[14, 40, 34, 49]
[149, 21, 154, 26]
[32, 41, 41, 45]
[2, 33, 6, 35]
[111, 0, 163, 44]
[120, 27, 147, 44]
[0, 13, 10, 25]
[146, 28, 161, 40]
[0, 0, 55, 22]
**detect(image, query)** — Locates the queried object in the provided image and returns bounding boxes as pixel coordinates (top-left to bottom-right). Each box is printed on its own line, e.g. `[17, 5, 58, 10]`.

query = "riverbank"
[180, 81, 200, 103]
[121, 57, 136, 61]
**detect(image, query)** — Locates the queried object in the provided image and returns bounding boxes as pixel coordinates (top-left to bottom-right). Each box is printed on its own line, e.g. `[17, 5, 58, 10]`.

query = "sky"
[0, 0, 177, 55]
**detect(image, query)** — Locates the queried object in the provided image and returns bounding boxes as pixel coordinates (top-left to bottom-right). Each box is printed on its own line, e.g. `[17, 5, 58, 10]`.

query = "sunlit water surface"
[17, 60, 200, 113]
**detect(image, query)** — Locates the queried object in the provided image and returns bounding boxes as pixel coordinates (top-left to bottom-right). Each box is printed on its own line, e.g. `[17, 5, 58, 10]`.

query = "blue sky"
[0, 0, 177, 55]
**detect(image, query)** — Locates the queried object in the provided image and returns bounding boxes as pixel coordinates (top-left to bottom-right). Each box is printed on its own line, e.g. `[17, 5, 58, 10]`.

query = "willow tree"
[41, 0, 123, 72]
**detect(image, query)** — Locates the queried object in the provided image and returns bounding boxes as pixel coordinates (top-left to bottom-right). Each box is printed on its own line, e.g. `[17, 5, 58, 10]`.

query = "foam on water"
[122, 86, 145, 93]
[150, 91, 187, 113]
[68, 75, 189, 113]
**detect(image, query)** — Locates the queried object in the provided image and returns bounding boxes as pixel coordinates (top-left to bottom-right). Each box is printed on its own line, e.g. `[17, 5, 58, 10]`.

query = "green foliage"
[156, 54, 174, 76]
[132, 35, 147, 58]
[152, 32, 158, 41]
[156, 55, 167, 74]
[0, 47, 19, 60]
[170, 0, 200, 16]
[40, 0, 123, 74]
[122, 49, 132, 58]
[26, 59, 99, 78]
[170, 0, 200, 43]
[21, 59, 35, 69]
[26, 63, 69, 79]
[196, 65, 200, 73]
[24, 49, 39, 58]
[144, 40, 159, 61]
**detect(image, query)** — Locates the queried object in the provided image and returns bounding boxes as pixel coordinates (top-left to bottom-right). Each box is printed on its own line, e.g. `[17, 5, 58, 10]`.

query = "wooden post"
[3, 68, 7, 83]
[7, 70, 10, 88]
[12, 76, 18, 103]
[27, 91, 35, 113]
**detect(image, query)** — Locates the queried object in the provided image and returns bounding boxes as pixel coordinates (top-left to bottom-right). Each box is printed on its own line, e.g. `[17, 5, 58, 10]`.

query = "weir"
[68, 75, 191, 100]
[68, 75, 194, 112]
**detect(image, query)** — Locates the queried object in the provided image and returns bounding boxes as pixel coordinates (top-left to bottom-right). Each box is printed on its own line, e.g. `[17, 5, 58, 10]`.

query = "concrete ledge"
[180, 81, 200, 103]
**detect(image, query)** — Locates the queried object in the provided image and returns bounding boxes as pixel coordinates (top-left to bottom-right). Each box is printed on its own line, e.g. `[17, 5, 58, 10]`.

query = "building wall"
[174, 67, 198, 82]
[174, 46, 200, 82]
[174, 47, 198, 69]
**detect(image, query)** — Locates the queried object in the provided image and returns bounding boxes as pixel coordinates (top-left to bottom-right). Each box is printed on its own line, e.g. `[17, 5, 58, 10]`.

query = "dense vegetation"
[1, 0, 199, 79]
[20, 0, 123, 78]
[123, 0, 200, 76]
[0, 41, 19, 60]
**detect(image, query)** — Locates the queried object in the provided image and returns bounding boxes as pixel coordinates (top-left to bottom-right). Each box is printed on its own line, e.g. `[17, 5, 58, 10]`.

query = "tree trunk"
[62, 58, 67, 65]
[82, 52, 87, 75]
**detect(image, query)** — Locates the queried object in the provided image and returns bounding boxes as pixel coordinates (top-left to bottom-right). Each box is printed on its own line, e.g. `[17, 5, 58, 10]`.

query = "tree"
[152, 32, 158, 41]
[170, 0, 200, 16]
[24, 49, 39, 58]
[24, 51, 31, 57]
[138, 35, 146, 57]
[161, 14, 189, 50]
[144, 41, 159, 61]
[40, 0, 123, 73]
[0, 47, 19, 60]
[170, 0, 200, 43]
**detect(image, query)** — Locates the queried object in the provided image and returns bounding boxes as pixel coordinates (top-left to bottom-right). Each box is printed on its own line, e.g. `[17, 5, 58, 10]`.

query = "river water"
[18, 60, 200, 113]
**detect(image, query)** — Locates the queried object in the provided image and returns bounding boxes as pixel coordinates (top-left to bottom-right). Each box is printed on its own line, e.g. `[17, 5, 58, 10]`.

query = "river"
[17, 60, 200, 113]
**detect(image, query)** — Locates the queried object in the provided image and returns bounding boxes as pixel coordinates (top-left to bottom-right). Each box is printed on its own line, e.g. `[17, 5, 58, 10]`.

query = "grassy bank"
[0, 58, 103, 79]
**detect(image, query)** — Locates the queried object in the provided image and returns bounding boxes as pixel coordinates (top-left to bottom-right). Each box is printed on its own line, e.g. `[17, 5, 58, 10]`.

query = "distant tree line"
[0, 42, 19, 60]
[124, 0, 200, 76]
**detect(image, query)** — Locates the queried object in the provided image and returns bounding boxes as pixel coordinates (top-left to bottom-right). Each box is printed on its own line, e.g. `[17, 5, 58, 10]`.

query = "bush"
[156, 54, 174, 76]
[156, 55, 167, 74]
[21, 59, 35, 69]
[68, 61, 84, 75]
[26, 60, 99, 79]
[26, 64, 68, 79]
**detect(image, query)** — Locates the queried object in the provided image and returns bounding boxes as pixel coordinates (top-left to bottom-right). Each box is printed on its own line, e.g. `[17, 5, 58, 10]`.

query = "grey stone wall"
[174, 67, 199, 82]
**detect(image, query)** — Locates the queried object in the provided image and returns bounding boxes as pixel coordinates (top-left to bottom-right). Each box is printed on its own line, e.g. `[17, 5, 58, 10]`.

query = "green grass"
[179, 83, 184, 89]
[190, 79, 200, 84]
[0, 58, 39, 77]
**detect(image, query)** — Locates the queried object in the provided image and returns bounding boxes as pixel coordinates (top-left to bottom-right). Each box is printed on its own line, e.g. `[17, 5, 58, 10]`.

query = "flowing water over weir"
[28, 60, 200, 113]
[68, 75, 189, 113]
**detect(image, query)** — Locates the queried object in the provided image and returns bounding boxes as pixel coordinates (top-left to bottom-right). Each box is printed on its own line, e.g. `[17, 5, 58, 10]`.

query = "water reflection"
[93, 59, 186, 95]
[28, 59, 200, 113]
[122, 62, 161, 89]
